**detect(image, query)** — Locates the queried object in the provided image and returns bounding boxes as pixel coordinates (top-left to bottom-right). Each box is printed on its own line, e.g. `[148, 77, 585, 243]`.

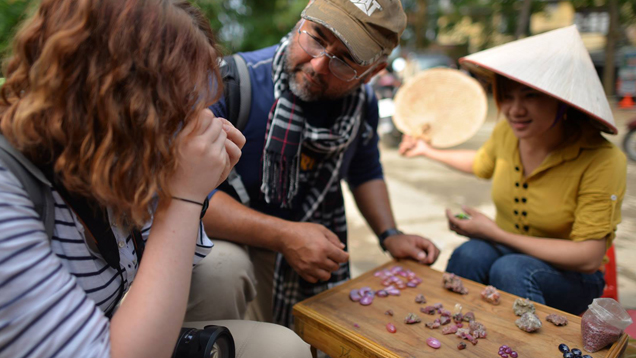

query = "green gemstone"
[455, 213, 470, 220]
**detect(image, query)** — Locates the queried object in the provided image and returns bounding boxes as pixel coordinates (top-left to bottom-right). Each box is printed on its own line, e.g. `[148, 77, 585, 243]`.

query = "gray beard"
[284, 54, 361, 102]
[285, 56, 320, 102]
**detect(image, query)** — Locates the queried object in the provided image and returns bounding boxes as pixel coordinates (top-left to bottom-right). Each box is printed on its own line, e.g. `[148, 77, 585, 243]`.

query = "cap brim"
[303, 3, 382, 65]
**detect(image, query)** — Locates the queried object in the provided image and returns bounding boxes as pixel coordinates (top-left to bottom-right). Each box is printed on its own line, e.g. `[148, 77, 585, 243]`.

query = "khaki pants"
[185, 241, 307, 357]
[182, 320, 311, 358]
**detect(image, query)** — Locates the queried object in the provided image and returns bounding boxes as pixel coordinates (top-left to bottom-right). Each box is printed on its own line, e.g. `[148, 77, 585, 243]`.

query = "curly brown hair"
[0, 0, 223, 227]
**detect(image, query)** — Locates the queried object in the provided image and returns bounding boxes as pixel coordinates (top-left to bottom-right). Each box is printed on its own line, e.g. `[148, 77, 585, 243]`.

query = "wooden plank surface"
[293, 260, 627, 358]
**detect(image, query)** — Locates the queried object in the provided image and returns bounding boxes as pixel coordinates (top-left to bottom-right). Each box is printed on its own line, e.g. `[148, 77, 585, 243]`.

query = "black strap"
[221, 54, 251, 131]
[0, 134, 55, 240]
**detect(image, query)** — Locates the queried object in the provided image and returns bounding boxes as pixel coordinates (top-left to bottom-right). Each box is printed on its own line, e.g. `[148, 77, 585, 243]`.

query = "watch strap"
[378, 228, 403, 251]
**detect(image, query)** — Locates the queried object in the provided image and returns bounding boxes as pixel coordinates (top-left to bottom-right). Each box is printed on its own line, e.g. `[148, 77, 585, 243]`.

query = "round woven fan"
[393, 68, 487, 148]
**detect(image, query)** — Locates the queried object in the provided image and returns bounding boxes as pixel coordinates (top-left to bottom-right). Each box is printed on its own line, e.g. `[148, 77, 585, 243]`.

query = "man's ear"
[363, 62, 388, 84]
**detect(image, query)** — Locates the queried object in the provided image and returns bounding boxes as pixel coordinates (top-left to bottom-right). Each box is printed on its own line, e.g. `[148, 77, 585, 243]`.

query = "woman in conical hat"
[399, 26, 626, 315]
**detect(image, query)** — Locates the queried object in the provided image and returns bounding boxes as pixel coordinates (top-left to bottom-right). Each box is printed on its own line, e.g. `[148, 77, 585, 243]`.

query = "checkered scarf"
[263, 34, 370, 328]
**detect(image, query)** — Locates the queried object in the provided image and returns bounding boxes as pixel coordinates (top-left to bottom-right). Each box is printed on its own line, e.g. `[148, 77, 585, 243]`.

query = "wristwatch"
[378, 228, 403, 251]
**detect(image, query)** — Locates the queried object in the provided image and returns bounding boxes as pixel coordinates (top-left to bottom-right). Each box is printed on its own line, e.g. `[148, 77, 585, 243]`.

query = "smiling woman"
[399, 25, 627, 315]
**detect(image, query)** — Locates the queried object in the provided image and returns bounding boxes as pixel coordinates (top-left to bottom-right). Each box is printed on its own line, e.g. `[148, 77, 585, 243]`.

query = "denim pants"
[445, 239, 605, 315]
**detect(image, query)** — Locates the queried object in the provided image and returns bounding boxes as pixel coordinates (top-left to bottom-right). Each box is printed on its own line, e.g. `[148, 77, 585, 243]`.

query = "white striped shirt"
[0, 159, 213, 358]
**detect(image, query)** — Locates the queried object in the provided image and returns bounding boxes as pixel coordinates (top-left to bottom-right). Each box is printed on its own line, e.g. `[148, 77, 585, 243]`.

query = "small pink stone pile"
[348, 266, 423, 306]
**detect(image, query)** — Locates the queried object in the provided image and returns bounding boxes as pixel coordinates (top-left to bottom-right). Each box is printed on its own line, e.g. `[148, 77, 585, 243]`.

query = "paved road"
[344, 99, 636, 309]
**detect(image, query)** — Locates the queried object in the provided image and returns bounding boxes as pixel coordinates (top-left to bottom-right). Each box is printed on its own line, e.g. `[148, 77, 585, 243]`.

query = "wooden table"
[293, 260, 629, 358]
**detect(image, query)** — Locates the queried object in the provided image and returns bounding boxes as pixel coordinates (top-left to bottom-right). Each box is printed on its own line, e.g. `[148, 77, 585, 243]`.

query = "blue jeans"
[445, 239, 605, 315]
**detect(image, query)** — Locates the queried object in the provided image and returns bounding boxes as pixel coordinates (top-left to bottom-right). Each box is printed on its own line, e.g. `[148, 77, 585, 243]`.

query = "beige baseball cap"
[301, 0, 407, 66]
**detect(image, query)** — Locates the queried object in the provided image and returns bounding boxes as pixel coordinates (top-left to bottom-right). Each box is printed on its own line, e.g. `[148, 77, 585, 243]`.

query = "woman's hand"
[446, 206, 501, 241]
[398, 135, 434, 158]
[170, 109, 245, 202]
[217, 117, 246, 187]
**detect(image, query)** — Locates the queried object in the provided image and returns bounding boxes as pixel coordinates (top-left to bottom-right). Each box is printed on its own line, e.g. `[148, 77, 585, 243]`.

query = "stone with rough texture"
[481, 285, 501, 305]
[515, 312, 542, 332]
[546, 313, 568, 326]
[404, 313, 421, 324]
[442, 273, 469, 294]
[513, 298, 536, 316]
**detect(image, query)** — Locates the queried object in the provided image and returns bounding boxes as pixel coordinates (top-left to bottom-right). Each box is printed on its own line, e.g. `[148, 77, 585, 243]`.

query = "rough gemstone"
[385, 309, 394, 316]
[513, 298, 536, 316]
[515, 312, 542, 332]
[546, 314, 568, 326]
[442, 324, 458, 335]
[376, 290, 389, 298]
[469, 321, 487, 339]
[463, 312, 475, 322]
[415, 294, 427, 304]
[425, 319, 441, 329]
[439, 315, 451, 325]
[426, 337, 441, 349]
[442, 273, 469, 294]
[481, 285, 501, 305]
[420, 306, 437, 315]
[457, 342, 466, 350]
[404, 313, 422, 324]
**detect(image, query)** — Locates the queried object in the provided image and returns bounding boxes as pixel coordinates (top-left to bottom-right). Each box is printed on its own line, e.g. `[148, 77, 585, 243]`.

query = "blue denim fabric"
[446, 239, 605, 315]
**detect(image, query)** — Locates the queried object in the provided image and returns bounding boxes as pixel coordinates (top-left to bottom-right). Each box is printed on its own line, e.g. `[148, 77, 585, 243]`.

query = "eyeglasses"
[297, 21, 375, 82]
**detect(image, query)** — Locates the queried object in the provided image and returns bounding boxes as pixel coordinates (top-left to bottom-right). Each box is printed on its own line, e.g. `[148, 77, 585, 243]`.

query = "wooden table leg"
[310, 346, 318, 358]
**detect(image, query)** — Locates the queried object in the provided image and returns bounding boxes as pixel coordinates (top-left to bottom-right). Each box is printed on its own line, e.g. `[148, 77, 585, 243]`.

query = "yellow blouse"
[473, 120, 626, 249]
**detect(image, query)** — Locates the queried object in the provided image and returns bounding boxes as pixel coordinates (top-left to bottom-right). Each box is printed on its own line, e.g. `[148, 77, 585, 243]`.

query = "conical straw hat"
[392, 68, 488, 148]
[460, 25, 616, 134]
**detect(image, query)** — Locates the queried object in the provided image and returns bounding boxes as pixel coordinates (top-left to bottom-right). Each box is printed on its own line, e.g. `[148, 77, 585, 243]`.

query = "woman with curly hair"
[0, 0, 310, 357]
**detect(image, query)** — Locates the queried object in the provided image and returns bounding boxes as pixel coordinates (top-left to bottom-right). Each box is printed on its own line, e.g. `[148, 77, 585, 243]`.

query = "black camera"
[172, 325, 235, 358]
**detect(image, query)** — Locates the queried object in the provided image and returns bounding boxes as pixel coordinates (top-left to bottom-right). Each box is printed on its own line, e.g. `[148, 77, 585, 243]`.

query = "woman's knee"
[489, 254, 546, 289]
[446, 240, 499, 281]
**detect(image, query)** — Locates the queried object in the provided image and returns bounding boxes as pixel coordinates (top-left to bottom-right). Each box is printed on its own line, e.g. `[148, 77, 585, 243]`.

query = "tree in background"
[192, 0, 307, 53]
[0, 0, 37, 58]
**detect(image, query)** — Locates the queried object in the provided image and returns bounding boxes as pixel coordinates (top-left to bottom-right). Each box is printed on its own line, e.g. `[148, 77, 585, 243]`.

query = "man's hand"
[279, 222, 349, 283]
[446, 206, 500, 241]
[383, 234, 440, 265]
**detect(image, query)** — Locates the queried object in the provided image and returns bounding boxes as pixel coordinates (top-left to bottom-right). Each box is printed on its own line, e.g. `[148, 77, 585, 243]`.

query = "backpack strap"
[0, 134, 55, 240]
[221, 54, 251, 131]
[220, 54, 252, 205]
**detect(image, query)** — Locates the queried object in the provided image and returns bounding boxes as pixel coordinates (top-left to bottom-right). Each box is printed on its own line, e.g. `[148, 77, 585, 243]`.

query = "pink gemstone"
[386, 323, 397, 333]
[426, 337, 441, 349]
[359, 295, 374, 306]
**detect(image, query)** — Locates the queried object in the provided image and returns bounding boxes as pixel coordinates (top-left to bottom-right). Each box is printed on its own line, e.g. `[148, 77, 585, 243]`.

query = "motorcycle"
[372, 70, 402, 148]
[624, 116, 636, 162]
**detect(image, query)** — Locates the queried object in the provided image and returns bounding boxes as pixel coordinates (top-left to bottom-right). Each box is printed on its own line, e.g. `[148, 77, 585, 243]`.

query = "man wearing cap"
[186, 0, 440, 327]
